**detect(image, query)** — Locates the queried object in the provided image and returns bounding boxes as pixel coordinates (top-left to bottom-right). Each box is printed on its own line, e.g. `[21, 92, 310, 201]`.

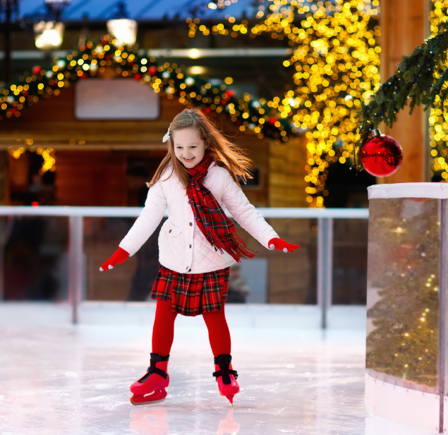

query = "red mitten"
[99, 247, 130, 272]
[268, 238, 300, 253]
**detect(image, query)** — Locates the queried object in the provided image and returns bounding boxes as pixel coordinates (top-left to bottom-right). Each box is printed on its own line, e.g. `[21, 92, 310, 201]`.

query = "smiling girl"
[100, 108, 300, 406]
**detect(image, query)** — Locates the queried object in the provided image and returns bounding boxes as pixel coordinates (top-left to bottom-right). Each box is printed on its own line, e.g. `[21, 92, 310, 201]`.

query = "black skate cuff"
[150, 353, 170, 362]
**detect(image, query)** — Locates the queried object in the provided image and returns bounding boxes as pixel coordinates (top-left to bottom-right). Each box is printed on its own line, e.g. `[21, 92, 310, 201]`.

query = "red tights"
[152, 299, 231, 357]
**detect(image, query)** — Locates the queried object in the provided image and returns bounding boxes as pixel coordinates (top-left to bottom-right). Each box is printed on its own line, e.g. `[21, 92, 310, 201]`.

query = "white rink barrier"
[0, 206, 369, 327]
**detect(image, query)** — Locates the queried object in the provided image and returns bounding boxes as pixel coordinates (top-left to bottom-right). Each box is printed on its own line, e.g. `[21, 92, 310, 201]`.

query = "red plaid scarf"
[186, 153, 255, 263]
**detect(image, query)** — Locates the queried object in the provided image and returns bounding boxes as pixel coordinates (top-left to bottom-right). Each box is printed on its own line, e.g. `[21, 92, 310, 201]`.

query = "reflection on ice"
[130, 407, 170, 435]
[0, 312, 439, 435]
[216, 409, 240, 435]
[129, 407, 239, 435]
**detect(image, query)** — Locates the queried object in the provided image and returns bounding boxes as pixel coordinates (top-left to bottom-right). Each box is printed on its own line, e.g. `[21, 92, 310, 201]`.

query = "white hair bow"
[162, 123, 172, 143]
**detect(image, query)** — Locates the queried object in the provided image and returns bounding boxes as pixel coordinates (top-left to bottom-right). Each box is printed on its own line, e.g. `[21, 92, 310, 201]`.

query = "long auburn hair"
[148, 108, 253, 189]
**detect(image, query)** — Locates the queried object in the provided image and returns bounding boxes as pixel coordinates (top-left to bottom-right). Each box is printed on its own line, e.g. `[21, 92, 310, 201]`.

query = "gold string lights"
[191, 0, 380, 207]
[429, 0, 448, 181]
[8, 147, 56, 173]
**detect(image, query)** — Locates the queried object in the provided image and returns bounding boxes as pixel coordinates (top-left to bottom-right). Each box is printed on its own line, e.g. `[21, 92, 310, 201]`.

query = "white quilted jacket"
[119, 162, 279, 274]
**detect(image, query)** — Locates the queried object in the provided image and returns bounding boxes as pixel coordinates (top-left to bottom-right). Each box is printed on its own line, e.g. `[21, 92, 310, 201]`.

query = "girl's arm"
[100, 181, 167, 271]
[221, 170, 280, 249]
[118, 181, 167, 256]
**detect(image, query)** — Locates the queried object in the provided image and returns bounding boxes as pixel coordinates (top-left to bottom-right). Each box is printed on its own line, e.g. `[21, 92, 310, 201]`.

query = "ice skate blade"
[130, 390, 167, 406]
[226, 395, 234, 404]
[130, 396, 166, 406]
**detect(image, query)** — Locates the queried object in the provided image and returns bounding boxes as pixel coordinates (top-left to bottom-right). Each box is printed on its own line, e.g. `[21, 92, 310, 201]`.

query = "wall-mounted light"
[33, 0, 71, 50]
[34, 21, 64, 49]
[107, 2, 137, 45]
[107, 18, 137, 45]
[188, 66, 207, 75]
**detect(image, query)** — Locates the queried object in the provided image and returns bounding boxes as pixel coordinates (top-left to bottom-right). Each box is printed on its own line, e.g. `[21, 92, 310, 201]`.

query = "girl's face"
[172, 127, 208, 169]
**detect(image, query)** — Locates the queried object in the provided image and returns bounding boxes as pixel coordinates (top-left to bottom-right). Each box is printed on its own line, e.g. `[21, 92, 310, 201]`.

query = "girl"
[100, 108, 300, 406]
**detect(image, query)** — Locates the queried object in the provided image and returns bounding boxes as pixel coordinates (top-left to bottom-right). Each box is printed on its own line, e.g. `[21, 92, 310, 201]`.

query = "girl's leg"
[152, 299, 178, 355]
[202, 304, 231, 356]
[204, 304, 239, 404]
[130, 300, 177, 404]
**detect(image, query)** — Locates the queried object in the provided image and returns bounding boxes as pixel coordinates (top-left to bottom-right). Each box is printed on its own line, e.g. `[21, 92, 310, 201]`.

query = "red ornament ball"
[32, 66, 42, 75]
[204, 107, 212, 115]
[134, 73, 142, 81]
[225, 89, 235, 98]
[269, 117, 277, 125]
[360, 134, 403, 177]
[149, 66, 157, 76]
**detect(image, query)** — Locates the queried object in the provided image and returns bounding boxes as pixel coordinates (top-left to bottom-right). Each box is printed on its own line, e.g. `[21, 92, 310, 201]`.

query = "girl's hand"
[268, 238, 300, 253]
[99, 247, 130, 271]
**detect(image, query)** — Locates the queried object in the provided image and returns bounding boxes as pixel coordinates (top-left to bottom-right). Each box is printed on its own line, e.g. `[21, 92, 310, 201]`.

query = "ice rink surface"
[0, 304, 440, 435]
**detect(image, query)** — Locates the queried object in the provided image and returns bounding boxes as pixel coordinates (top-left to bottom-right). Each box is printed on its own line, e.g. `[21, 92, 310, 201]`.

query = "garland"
[0, 36, 297, 143]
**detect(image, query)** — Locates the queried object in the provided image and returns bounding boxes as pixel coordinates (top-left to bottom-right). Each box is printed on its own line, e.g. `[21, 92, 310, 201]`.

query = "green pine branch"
[360, 21, 448, 135]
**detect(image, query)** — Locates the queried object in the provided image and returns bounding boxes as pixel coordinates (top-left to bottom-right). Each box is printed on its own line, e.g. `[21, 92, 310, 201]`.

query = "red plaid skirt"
[151, 266, 230, 317]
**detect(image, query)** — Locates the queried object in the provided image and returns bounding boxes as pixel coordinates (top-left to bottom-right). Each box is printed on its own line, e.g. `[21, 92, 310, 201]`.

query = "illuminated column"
[366, 183, 448, 432]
